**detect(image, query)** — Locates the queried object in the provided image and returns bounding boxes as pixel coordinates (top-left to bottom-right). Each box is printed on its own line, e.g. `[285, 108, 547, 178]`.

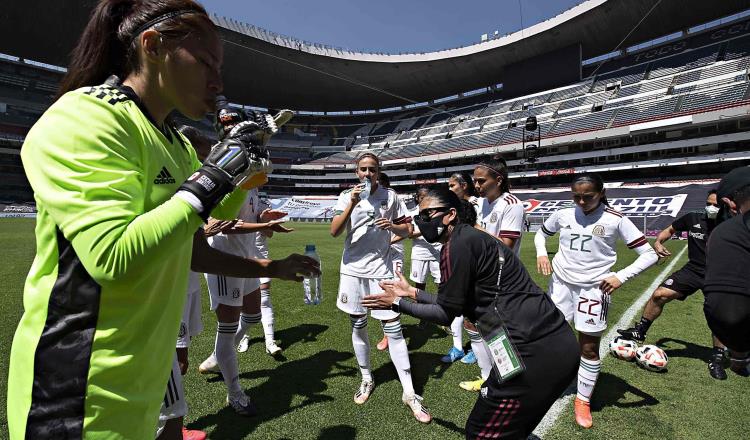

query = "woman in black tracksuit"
[363, 187, 579, 439]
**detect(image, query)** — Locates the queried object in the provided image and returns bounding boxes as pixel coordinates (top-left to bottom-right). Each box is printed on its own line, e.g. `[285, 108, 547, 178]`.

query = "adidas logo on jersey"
[154, 167, 176, 185]
[693, 223, 701, 229]
[585, 318, 596, 325]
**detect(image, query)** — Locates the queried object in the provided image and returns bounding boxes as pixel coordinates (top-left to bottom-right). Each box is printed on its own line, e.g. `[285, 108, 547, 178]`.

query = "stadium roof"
[1, 0, 748, 111]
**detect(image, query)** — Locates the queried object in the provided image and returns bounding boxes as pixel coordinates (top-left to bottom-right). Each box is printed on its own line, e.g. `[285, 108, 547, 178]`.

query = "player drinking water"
[535, 173, 658, 429]
[330, 153, 431, 423]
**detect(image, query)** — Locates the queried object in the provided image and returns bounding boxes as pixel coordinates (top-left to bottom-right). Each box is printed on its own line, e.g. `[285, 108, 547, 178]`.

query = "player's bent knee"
[653, 287, 682, 304]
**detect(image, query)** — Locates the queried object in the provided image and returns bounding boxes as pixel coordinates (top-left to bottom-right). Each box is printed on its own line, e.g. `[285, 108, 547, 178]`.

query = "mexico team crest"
[340, 293, 348, 303]
[490, 212, 498, 223]
[592, 225, 605, 237]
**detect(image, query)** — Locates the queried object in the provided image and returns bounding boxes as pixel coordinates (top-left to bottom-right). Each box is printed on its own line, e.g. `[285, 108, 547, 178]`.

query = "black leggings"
[464, 325, 580, 440]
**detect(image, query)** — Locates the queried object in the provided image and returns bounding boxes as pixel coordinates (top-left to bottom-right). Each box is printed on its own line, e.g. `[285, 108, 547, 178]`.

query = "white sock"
[383, 320, 414, 395]
[451, 316, 464, 351]
[350, 315, 372, 382]
[260, 288, 275, 344]
[576, 357, 601, 402]
[215, 321, 242, 397]
[235, 312, 261, 346]
[467, 328, 492, 380]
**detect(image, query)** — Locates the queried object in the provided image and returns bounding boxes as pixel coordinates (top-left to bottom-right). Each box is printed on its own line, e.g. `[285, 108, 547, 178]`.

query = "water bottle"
[303, 244, 322, 305]
[360, 178, 372, 201]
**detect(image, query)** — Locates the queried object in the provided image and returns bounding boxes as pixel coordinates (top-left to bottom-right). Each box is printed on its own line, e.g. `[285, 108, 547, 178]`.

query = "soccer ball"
[635, 345, 669, 372]
[609, 336, 638, 361]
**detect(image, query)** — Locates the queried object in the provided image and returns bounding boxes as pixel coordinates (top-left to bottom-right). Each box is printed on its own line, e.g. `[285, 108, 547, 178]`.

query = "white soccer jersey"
[334, 185, 408, 278]
[208, 189, 262, 258]
[255, 199, 271, 259]
[540, 204, 650, 286]
[409, 207, 442, 261]
[477, 192, 524, 254]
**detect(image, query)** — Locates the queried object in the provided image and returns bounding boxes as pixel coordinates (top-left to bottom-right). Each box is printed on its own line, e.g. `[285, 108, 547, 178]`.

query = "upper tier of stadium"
[2, 0, 749, 110]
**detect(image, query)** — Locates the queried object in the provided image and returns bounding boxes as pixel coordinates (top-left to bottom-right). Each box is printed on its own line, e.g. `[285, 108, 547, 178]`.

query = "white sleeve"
[498, 202, 524, 240]
[614, 217, 658, 283]
[334, 191, 350, 215]
[396, 196, 409, 219]
[535, 211, 559, 257]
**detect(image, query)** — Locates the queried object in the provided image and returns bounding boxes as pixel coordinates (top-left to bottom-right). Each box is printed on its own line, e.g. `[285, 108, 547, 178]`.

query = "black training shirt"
[436, 223, 568, 344]
[704, 211, 750, 298]
[671, 211, 715, 271]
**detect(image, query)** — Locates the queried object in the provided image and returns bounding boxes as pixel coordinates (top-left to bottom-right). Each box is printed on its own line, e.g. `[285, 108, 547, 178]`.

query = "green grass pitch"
[1, 219, 748, 439]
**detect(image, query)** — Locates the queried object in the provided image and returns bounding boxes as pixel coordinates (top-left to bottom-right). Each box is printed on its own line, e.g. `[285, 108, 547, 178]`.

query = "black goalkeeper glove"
[176, 121, 273, 221]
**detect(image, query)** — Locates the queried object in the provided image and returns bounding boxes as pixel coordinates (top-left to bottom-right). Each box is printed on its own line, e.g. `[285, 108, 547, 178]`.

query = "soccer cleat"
[574, 398, 593, 429]
[729, 357, 750, 377]
[237, 335, 250, 353]
[265, 341, 282, 356]
[616, 326, 646, 343]
[227, 392, 258, 417]
[441, 347, 465, 363]
[198, 353, 220, 374]
[460, 350, 477, 364]
[402, 392, 432, 424]
[459, 377, 484, 392]
[376, 335, 389, 351]
[354, 380, 374, 405]
[708, 349, 729, 380]
[182, 427, 207, 440]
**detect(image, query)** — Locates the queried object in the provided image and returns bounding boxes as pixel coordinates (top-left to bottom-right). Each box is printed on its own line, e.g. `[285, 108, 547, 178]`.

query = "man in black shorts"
[618, 190, 730, 379]
[704, 166, 750, 377]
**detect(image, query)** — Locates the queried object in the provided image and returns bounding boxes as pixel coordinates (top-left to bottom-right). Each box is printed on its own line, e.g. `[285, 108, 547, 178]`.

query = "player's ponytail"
[476, 154, 510, 194]
[425, 186, 476, 226]
[57, 0, 212, 99]
[572, 173, 610, 207]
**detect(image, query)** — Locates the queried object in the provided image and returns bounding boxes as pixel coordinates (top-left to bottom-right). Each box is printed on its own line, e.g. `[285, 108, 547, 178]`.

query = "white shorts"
[205, 273, 261, 310]
[548, 272, 610, 336]
[177, 272, 204, 348]
[157, 356, 187, 437]
[337, 273, 399, 320]
[410, 259, 441, 284]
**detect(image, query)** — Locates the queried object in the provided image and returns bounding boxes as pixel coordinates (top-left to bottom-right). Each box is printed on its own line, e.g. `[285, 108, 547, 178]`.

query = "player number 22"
[569, 233, 592, 253]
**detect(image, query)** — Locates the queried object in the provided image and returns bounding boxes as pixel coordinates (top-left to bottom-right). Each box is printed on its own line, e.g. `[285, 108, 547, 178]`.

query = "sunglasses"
[414, 206, 450, 222]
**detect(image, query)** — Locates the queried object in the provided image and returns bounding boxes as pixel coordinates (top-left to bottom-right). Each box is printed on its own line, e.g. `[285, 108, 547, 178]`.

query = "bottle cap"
[305, 244, 316, 252]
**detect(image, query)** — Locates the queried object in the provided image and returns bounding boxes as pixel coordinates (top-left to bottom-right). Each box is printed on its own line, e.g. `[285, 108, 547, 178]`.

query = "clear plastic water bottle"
[303, 244, 322, 305]
[360, 178, 371, 201]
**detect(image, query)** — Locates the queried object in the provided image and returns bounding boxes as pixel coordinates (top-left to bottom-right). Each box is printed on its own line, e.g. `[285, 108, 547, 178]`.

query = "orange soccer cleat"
[574, 397, 593, 429]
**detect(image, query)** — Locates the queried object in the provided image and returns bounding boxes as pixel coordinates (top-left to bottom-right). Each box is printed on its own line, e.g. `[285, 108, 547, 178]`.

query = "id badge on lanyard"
[474, 254, 526, 383]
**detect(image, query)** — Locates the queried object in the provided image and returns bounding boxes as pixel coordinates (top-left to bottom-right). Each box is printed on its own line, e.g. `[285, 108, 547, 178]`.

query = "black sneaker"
[616, 326, 645, 343]
[708, 350, 729, 380]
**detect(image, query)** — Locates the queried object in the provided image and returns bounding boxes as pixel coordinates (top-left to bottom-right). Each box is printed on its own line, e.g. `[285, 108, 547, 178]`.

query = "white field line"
[532, 246, 688, 439]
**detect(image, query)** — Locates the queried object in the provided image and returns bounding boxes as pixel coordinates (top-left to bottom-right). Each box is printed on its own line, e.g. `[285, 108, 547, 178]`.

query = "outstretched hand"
[269, 254, 320, 282]
[260, 209, 288, 222]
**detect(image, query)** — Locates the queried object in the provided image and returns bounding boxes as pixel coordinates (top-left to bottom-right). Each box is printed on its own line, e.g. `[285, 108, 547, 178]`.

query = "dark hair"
[378, 172, 390, 188]
[424, 186, 477, 226]
[177, 125, 213, 160]
[476, 154, 510, 194]
[708, 189, 717, 197]
[572, 172, 610, 207]
[449, 171, 478, 198]
[57, 0, 213, 99]
[732, 184, 750, 207]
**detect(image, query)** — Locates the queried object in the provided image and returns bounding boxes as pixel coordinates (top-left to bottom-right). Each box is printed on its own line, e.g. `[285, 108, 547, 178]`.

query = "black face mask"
[414, 213, 447, 243]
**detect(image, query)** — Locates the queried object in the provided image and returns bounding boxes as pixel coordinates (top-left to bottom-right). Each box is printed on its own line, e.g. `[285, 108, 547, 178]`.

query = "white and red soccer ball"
[609, 336, 639, 361]
[635, 345, 669, 372]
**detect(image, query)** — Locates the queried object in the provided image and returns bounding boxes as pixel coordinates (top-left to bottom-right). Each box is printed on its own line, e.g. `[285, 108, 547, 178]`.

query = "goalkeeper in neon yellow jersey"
[7, 2, 319, 439]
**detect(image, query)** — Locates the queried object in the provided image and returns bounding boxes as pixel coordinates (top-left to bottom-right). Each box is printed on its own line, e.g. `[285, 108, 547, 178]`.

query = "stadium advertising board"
[522, 195, 687, 217]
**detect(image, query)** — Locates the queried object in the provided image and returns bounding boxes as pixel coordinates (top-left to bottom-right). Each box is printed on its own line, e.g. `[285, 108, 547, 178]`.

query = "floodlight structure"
[522, 115, 541, 164]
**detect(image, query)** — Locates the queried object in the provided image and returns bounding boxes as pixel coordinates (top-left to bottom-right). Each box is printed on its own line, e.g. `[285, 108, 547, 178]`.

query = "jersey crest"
[490, 212, 498, 223]
[592, 225, 605, 237]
